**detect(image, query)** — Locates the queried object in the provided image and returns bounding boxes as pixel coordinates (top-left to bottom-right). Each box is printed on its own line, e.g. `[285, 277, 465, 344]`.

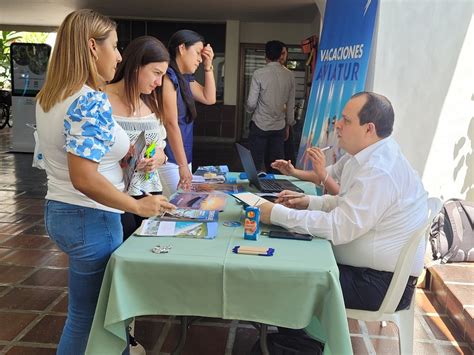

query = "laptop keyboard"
[260, 179, 301, 192]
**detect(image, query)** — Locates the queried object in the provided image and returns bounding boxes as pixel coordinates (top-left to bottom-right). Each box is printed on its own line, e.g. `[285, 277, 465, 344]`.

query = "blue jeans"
[45, 200, 125, 355]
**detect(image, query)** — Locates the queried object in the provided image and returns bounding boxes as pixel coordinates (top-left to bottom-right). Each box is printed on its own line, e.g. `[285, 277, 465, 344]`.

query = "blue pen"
[140, 189, 149, 196]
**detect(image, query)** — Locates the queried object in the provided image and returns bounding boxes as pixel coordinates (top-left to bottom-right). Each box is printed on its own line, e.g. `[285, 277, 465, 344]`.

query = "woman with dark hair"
[158, 29, 216, 197]
[105, 36, 173, 239]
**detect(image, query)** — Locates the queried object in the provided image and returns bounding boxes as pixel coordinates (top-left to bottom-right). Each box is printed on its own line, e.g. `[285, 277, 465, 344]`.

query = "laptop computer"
[235, 143, 304, 193]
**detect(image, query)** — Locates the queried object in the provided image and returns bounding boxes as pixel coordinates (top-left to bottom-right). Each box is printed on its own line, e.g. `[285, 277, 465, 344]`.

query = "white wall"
[224, 20, 240, 105]
[367, 0, 474, 201]
[239, 21, 318, 45]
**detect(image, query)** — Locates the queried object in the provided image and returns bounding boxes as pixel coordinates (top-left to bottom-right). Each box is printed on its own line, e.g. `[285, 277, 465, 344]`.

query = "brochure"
[191, 183, 245, 194]
[120, 131, 146, 191]
[193, 165, 229, 184]
[232, 192, 269, 207]
[194, 165, 229, 176]
[169, 192, 228, 211]
[192, 174, 226, 183]
[137, 219, 218, 239]
[160, 208, 219, 222]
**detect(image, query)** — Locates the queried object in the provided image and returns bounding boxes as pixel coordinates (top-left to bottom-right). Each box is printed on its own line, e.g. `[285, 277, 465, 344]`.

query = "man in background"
[246, 40, 295, 173]
[279, 44, 297, 164]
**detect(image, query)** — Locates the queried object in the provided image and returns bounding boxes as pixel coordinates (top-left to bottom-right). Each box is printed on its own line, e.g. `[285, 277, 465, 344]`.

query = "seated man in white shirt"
[260, 91, 428, 311]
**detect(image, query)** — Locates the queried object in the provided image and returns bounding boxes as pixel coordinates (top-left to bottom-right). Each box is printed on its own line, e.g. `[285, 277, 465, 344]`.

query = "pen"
[278, 192, 305, 200]
[140, 189, 150, 196]
[307, 145, 332, 153]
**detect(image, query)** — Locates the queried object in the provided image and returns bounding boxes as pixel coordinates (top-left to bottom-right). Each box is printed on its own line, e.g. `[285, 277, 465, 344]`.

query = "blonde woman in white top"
[105, 36, 170, 239]
[36, 10, 174, 355]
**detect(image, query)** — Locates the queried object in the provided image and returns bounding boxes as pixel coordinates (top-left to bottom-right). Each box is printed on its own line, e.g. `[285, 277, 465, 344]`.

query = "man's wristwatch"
[204, 65, 213, 72]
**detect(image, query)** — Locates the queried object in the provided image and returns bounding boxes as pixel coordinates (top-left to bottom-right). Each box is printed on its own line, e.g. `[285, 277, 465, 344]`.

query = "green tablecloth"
[86, 177, 352, 355]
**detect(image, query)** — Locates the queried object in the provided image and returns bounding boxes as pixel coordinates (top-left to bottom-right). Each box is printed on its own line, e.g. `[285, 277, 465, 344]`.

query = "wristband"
[321, 172, 329, 187]
[204, 65, 213, 72]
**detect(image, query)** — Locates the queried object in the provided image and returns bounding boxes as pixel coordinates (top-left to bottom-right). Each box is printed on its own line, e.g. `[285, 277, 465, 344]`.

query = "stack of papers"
[137, 219, 218, 239]
[193, 165, 229, 184]
[191, 183, 244, 194]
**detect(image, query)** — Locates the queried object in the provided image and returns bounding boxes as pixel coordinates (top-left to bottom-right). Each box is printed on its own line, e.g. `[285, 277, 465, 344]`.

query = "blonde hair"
[37, 9, 116, 112]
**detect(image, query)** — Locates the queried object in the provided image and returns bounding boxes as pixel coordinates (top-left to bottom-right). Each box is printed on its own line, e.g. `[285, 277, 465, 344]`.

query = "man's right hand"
[135, 195, 176, 217]
[306, 147, 327, 183]
[271, 159, 295, 176]
[275, 190, 309, 210]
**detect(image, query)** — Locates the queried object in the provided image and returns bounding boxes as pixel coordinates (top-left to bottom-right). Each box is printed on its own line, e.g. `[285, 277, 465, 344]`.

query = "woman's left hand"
[201, 44, 214, 70]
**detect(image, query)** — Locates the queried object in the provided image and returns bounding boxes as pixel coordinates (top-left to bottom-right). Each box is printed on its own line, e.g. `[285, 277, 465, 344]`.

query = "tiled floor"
[0, 126, 472, 354]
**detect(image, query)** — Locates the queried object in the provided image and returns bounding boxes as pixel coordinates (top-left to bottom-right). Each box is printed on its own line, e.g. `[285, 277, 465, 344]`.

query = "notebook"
[235, 143, 303, 193]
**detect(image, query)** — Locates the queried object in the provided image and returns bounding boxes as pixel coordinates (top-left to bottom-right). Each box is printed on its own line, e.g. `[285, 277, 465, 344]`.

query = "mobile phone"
[268, 231, 312, 241]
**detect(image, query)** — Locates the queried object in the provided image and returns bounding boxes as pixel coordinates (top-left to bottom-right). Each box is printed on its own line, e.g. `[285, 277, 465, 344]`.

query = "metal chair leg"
[171, 316, 188, 355]
[259, 323, 270, 355]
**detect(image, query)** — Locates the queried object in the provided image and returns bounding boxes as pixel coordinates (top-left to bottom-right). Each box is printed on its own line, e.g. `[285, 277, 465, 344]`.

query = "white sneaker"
[128, 319, 146, 355]
[129, 334, 146, 355]
[129, 343, 146, 355]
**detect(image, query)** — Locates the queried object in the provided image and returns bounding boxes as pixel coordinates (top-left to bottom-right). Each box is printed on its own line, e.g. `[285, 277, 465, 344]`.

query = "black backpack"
[429, 198, 474, 263]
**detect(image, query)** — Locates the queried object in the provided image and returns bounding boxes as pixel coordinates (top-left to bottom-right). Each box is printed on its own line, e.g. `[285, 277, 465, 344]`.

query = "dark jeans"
[121, 192, 162, 240]
[248, 121, 286, 173]
[338, 264, 417, 311]
[278, 264, 417, 338]
[284, 125, 296, 163]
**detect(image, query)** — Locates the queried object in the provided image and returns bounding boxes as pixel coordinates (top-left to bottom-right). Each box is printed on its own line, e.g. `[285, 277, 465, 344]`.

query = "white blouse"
[36, 86, 130, 213]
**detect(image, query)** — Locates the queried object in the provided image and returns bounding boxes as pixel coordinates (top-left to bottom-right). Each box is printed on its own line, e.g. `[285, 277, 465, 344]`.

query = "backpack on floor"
[429, 198, 474, 263]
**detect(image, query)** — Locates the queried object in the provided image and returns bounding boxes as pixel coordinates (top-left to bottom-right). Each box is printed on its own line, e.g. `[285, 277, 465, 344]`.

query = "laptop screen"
[235, 143, 262, 190]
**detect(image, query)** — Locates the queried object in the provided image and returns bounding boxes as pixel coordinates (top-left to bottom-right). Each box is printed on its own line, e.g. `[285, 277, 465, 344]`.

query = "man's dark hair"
[265, 40, 284, 61]
[352, 92, 394, 138]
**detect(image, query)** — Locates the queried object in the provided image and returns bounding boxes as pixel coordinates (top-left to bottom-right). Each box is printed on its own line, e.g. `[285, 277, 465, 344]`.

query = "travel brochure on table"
[160, 208, 219, 222]
[192, 165, 229, 184]
[169, 192, 227, 211]
[137, 218, 218, 239]
[190, 183, 245, 194]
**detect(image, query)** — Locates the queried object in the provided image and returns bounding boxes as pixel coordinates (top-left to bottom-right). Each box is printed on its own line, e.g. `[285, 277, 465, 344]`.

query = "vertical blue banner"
[296, 0, 378, 168]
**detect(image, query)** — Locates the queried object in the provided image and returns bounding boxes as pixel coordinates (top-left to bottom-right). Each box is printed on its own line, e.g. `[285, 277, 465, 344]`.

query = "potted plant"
[0, 31, 23, 90]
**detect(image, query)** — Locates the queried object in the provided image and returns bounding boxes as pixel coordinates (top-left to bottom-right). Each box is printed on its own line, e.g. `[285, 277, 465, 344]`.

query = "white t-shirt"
[271, 137, 428, 276]
[36, 85, 130, 213]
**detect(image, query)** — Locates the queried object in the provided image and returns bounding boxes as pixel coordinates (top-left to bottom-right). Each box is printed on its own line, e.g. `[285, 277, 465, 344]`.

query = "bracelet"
[204, 65, 213, 72]
[321, 172, 329, 187]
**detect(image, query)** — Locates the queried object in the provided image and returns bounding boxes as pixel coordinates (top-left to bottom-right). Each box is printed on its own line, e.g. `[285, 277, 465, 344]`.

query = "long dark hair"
[111, 36, 170, 121]
[167, 29, 204, 122]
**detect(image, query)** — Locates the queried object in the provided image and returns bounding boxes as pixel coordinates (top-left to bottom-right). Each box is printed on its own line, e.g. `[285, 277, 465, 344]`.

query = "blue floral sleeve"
[64, 91, 115, 163]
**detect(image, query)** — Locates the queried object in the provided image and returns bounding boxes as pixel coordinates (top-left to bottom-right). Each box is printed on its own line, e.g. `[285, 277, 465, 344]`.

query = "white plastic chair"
[346, 197, 442, 355]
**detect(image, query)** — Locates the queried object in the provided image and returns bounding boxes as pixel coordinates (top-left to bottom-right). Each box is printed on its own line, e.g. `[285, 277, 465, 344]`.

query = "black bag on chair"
[250, 333, 324, 355]
[429, 198, 474, 263]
